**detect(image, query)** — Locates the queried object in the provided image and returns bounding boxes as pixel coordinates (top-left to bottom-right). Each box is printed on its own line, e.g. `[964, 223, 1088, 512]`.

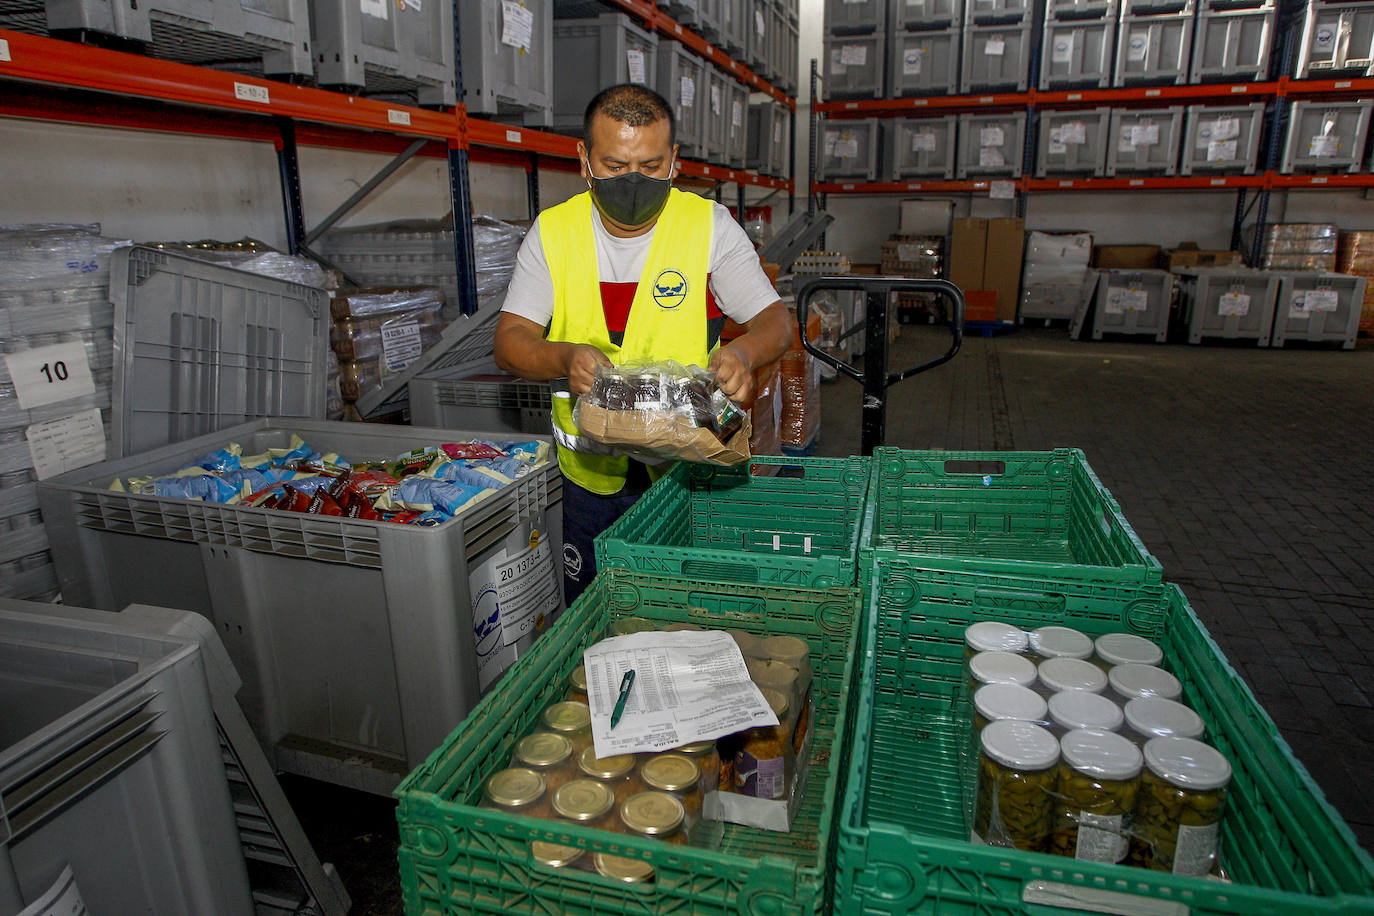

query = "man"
[494, 83, 793, 603]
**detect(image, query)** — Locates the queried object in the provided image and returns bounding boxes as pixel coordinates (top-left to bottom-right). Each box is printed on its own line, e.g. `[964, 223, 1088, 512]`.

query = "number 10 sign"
[4, 341, 97, 410]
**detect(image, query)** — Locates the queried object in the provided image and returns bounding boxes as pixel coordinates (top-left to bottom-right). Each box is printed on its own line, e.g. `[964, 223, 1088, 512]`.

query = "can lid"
[567, 665, 588, 692]
[610, 616, 657, 636]
[531, 841, 584, 867]
[552, 778, 616, 821]
[1125, 697, 1205, 740]
[966, 621, 1029, 654]
[970, 651, 1037, 688]
[1109, 664, 1182, 701]
[485, 768, 546, 808]
[748, 658, 799, 689]
[577, 745, 636, 780]
[1144, 737, 1232, 791]
[515, 732, 573, 768]
[1095, 632, 1164, 667]
[1061, 728, 1144, 780]
[620, 791, 686, 835]
[759, 686, 790, 719]
[1038, 657, 1109, 694]
[675, 740, 716, 756]
[594, 853, 654, 884]
[760, 634, 810, 663]
[974, 683, 1048, 724]
[1048, 689, 1125, 732]
[1029, 626, 1094, 660]
[542, 701, 592, 733]
[641, 753, 701, 792]
[980, 719, 1060, 771]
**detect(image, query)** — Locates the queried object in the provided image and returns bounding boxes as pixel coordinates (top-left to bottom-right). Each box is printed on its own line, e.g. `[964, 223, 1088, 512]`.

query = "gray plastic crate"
[38, 419, 565, 796]
[454, 0, 554, 125]
[661, 0, 720, 36]
[1106, 105, 1185, 174]
[1176, 267, 1279, 345]
[892, 0, 962, 30]
[818, 118, 882, 180]
[774, 5, 799, 91]
[657, 39, 709, 159]
[1271, 272, 1366, 347]
[956, 110, 1027, 177]
[962, 21, 1033, 90]
[1046, 0, 1117, 18]
[1298, 1, 1374, 78]
[1180, 102, 1265, 174]
[410, 367, 553, 434]
[747, 0, 769, 69]
[824, 32, 887, 98]
[309, 0, 453, 105]
[703, 66, 731, 163]
[825, 0, 885, 33]
[1040, 18, 1117, 90]
[1115, 12, 1194, 85]
[890, 27, 962, 94]
[718, 0, 747, 54]
[748, 99, 791, 175]
[887, 115, 960, 178]
[110, 246, 326, 459]
[966, 0, 1034, 24]
[1192, 4, 1276, 82]
[727, 77, 750, 167]
[551, 13, 658, 132]
[1078, 268, 1174, 341]
[1280, 99, 1373, 173]
[1035, 107, 1111, 175]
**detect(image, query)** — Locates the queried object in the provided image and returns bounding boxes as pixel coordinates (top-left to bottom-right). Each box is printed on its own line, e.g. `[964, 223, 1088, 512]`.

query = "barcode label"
[234, 82, 271, 104]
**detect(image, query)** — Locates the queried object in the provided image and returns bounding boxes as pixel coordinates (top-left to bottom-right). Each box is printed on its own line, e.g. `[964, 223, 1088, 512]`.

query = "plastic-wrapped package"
[811, 294, 845, 378]
[749, 363, 782, 458]
[1259, 223, 1339, 271]
[779, 308, 821, 451]
[329, 288, 446, 402]
[1337, 231, 1374, 333]
[147, 239, 329, 288]
[329, 285, 448, 320]
[1021, 232, 1094, 321]
[0, 224, 128, 291]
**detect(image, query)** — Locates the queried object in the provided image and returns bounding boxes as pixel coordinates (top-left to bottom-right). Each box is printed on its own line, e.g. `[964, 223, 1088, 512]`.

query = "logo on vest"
[652, 269, 688, 310]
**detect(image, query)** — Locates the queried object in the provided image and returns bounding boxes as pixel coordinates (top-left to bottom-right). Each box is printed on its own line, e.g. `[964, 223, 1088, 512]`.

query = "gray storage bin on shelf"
[717, 0, 748, 55]
[1297, 1, 1374, 78]
[961, 21, 1033, 90]
[1176, 267, 1280, 345]
[892, 0, 962, 30]
[551, 13, 658, 132]
[454, 0, 554, 125]
[1035, 107, 1111, 176]
[1191, 1, 1276, 82]
[825, 0, 886, 33]
[1115, 11, 1194, 85]
[411, 367, 553, 435]
[310, 0, 454, 105]
[889, 27, 963, 95]
[747, 0, 770, 69]
[727, 77, 750, 167]
[1271, 272, 1367, 348]
[824, 32, 887, 98]
[1076, 268, 1174, 341]
[1180, 102, 1265, 174]
[703, 66, 732, 163]
[657, 39, 709, 159]
[1041, 18, 1117, 89]
[1279, 99, 1374, 173]
[886, 115, 960, 179]
[1106, 105, 1185, 174]
[818, 118, 882, 180]
[774, 5, 800, 91]
[748, 99, 791, 175]
[956, 110, 1027, 177]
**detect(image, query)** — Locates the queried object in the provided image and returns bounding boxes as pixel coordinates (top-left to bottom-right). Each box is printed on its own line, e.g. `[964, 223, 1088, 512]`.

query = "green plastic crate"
[595, 455, 871, 588]
[395, 569, 862, 916]
[861, 448, 1162, 584]
[834, 557, 1374, 915]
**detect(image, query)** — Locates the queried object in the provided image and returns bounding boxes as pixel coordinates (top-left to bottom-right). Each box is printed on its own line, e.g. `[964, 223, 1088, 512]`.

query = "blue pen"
[610, 669, 636, 729]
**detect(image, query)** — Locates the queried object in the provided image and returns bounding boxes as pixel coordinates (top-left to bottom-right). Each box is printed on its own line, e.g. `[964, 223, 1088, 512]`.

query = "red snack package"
[308, 489, 346, 517]
[441, 442, 507, 460]
[344, 490, 382, 521]
[278, 485, 314, 514]
[380, 509, 421, 525]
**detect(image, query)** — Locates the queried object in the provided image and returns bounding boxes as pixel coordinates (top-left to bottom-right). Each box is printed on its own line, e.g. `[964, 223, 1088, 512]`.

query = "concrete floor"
[286, 325, 1374, 914]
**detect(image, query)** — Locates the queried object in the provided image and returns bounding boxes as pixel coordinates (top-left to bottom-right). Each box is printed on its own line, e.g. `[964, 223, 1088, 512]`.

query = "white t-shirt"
[501, 199, 778, 329]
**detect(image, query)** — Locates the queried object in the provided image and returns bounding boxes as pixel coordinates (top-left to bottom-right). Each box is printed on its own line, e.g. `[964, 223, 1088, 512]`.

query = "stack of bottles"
[1337, 230, 1374, 335]
[965, 621, 1233, 877]
[329, 287, 446, 410]
[881, 235, 947, 323]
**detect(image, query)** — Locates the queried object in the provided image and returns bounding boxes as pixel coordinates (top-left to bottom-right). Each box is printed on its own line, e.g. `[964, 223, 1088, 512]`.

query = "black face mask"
[585, 156, 674, 228]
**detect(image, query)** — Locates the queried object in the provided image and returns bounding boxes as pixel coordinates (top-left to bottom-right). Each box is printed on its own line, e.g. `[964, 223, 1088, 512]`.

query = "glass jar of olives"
[1051, 728, 1143, 863]
[1047, 690, 1125, 735]
[1122, 697, 1205, 745]
[482, 767, 551, 820]
[640, 752, 704, 824]
[1029, 626, 1094, 662]
[513, 732, 577, 797]
[1108, 664, 1183, 705]
[541, 701, 593, 754]
[1094, 632, 1164, 670]
[974, 720, 1060, 852]
[969, 650, 1038, 696]
[566, 665, 588, 703]
[577, 745, 643, 809]
[619, 790, 688, 845]
[551, 778, 618, 833]
[1037, 657, 1109, 696]
[1130, 737, 1232, 875]
[973, 683, 1049, 733]
[965, 621, 1029, 662]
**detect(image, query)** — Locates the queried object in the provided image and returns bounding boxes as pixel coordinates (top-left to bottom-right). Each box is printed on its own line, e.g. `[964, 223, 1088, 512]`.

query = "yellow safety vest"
[543, 188, 715, 495]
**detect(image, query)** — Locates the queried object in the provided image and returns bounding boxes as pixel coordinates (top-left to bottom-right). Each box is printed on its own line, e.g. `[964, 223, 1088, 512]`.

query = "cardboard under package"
[575, 403, 753, 466]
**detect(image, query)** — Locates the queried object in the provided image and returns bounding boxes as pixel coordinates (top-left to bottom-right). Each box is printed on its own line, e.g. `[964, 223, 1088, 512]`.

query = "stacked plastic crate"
[964, 0, 1035, 91]
[1040, 0, 1117, 91]
[1192, 0, 1275, 81]
[1296, 0, 1374, 78]
[823, 0, 887, 100]
[1115, 0, 1195, 87]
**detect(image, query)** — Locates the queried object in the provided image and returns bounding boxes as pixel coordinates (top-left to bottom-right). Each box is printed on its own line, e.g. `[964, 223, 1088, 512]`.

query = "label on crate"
[380, 318, 424, 372]
[903, 47, 923, 75]
[990, 180, 1016, 199]
[1059, 120, 1086, 145]
[1313, 22, 1336, 49]
[626, 48, 647, 84]
[1305, 288, 1339, 312]
[0, 38, 10, 62]
[711, 83, 722, 114]
[731, 99, 743, 128]
[830, 48, 847, 74]
[911, 130, 938, 152]
[985, 36, 1006, 56]
[979, 125, 1005, 147]
[469, 536, 558, 690]
[979, 146, 1006, 168]
[25, 408, 105, 481]
[1209, 117, 1240, 141]
[5, 341, 96, 410]
[1206, 139, 1237, 162]
[1173, 822, 1220, 876]
[1128, 32, 1149, 61]
[1130, 122, 1159, 147]
[840, 44, 868, 66]
[360, 0, 388, 19]
[233, 82, 271, 105]
[681, 75, 695, 108]
[1075, 812, 1128, 863]
[1308, 133, 1340, 158]
[756, 9, 766, 34]
[1105, 287, 1148, 314]
[1218, 291, 1251, 317]
[17, 866, 87, 916]
[1051, 38, 1073, 64]
[834, 137, 860, 158]
[501, 0, 534, 52]
[1048, 131, 1067, 155]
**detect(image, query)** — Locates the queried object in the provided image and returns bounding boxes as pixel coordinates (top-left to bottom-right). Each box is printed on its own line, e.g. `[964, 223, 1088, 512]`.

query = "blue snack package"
[149, 474, 241, 503]
[397, 477, 490, 516]
[409, 509, 450, 527]
[192, 445, 242, 473]
[429, 461, 516, 490]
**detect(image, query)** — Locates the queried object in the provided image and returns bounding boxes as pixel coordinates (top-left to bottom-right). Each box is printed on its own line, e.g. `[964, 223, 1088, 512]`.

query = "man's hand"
[709, 345, 755, 405]
[565, 343, 613, 395]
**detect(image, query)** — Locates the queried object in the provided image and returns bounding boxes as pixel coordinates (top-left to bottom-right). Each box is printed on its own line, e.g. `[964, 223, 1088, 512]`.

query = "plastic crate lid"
[110, 245, 327, 458]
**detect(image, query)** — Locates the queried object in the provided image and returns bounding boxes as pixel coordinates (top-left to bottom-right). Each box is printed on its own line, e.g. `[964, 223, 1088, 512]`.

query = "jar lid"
[1125, 697, 1205, 740]
[966, 621, 1029, 654]
[552, 778, 616, 821]
[531, 841, 584, 868]
[1109, 664, 1182, 702]
[1061, 728, 1143, 780]
[661, 622, 703, 632]
[1029, 626, 1094, 660]
[1143, 737, 1232, 791]
[485, 767, 546, 808]
[1095, 632, 1164, 667]
[1048, 690, 1124, 733]
[979, 719, 1060, 771]
[515, 732, 573, 768]
[542, 701, 591, 733]
[970, 651, 1038, 688]
[567, 666, 588, 692]
[594, 853, 654, 884]
[610, 616, 657, 636]
[973, 683, 1048, 724]
[675, 740, 716, 756]
[641, 753, 701, 792]
[759, 687, 790, 719]
[725, 629, 759, 654]
[620, 791, 686, 835]
[760, 634, 810, 663]
[748, 658, 799, 690]
[1038, 657, 1109, 694]
[577, 746, 636, 780]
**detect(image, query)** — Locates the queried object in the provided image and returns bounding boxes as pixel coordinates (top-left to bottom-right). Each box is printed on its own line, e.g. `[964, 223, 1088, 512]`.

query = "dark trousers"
[561, 462, 652, 605]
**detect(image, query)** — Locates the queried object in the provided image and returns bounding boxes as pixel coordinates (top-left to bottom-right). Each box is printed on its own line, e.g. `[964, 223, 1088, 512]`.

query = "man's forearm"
[724, 301, 792, 371]
[494, 326, 575, 380]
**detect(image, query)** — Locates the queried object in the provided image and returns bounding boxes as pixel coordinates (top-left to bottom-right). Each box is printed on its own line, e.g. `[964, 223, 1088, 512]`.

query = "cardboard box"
[1162, 246, 1245, 271]
[950, 218, 988, 293]
[1093, 245, 1162, 269]
[950, 217, 1025, 323]
[964, 290, 999, 323]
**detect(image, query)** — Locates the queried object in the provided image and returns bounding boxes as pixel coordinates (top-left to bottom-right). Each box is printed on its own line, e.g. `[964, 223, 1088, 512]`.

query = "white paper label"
[830, 49, 847, 74]
[1060, 121, 1086, 144]
[1207, 139, 1238, 162]
[501, 0, 534, 51]
[711, 83, 722, 114]
[834, 138, 860, 158]
[1219, 291, 1250, 316]
[775, 119, 784, 144]
[18, 866, 87, 916]
[985, 36, 1006, 56]
[1210, 117, 1240, 140]
[1128, 32, 1149, 61]
[1119, 133, 1138, 152]
[897, 242, 923, 261]
[388, 108, 411, 126]
[1048, 130, 1067, 155]
[1309, 133, 1340, 157]
[1306, 288, 1340, 312]
[1075, 812, 1128, 863]
[360, 0, 387, 19]
[1313, 21, 1337, 48]
[626, 48, 646, 84]
[469, 535, 558, 690]
[380, 318, 423, 372]
[979, 146, 1006, 168]
[990, 180, 1016, 199]
[26, 409, 105, 481]
[1106, 287, 1148, 314]
[731, 99, 743, 128]
[680, 75, 695, 108]
[5, 341, 96, 410]
[1173, 822, 1220, 876]
[0, 38, 10, 63]
[824, 134, 836, 155]
[911, 130, 938, 151]
[903, 47, 923, 75]
[1131, 123, 1159, 146]
[233, 82, 270, 104]
[756, 9, 766, 33]
[980, 126, 1005, 147]
[840, 44, 868, 66]
[584, 631, 779, 757]
[404, 0, 421, 12]
[1051, 38, 1073, 64]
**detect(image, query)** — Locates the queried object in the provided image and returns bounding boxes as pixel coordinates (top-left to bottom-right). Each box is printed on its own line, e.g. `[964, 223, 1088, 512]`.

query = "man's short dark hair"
[583, 84, 675, 150]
